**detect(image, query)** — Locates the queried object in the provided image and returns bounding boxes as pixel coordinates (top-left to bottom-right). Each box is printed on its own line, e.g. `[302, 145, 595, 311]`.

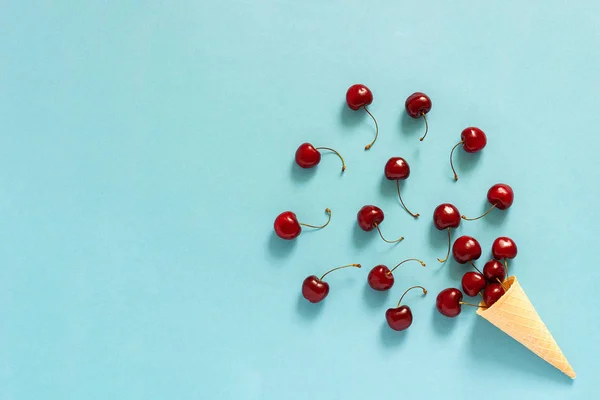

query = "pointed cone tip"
[477, 277, 576, 379]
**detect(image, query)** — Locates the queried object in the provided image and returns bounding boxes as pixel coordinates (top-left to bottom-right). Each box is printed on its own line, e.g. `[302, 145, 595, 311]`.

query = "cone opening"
[477, 276, 517, 314]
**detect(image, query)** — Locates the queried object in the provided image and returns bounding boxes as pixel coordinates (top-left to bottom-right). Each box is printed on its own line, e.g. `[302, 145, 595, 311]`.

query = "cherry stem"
[450, 141, 463, 181]
[396, 285, 427, 308]
[315, 147, 346, 172]
[437, 228, 451, 263]
[389, 258, 426, 274]
[299, 208, 332, 229]
[461, 203, 497, 221]
[469, 260, 483, 275]
[319, 263, 361, 281]
[374, 223, 404, 243]
[496, 277, 508, 291]
[396, 180, 419, 218]
[504, 259, 509, 281]
[460, 301, 488, 308]
[419, 112, 429, 141]
[363, 106, 378, 150]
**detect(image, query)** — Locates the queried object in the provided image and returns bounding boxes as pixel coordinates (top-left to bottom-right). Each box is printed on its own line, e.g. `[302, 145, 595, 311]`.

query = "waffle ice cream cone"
[476, 276, 575, 379]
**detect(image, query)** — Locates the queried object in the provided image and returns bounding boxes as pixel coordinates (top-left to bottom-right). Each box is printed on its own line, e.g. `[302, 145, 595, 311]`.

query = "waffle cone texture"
[477, 276, 575, 379]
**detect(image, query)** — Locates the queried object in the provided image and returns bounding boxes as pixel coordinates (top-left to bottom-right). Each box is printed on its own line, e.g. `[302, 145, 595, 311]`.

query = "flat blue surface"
[1, 1, 599, 399]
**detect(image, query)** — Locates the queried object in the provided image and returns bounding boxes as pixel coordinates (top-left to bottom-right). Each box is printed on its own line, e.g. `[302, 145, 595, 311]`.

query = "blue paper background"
[1, 1, 599, 399]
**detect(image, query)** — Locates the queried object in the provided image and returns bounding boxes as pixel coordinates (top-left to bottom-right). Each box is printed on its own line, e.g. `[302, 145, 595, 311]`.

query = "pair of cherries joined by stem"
[347, 86, 434, 149]
[384, 157, 419, 218]
[295, 143, 346, 172]
[357, 205, 404, 243]
[386, 286, 427, 331]
[461, 183, 514, 221]
[367, 258, 426, 291]
[302, 263, 361, 303]
[449, 127, 487, 181]
[274, 208, 331, 240]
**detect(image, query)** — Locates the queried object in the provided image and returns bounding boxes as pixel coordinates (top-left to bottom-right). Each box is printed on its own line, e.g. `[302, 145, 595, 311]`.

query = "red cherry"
[487, 184, 514, 210]
[368, 265, 394, 291]
[386, 285, 427, 331]
[384, 157, 419, 218]
[433, 203, 461, 263]
[345, 84, 379, 150]
[367, 258, 426, 291]
[483, 283, 505, 307]
[357, 205, 403, 243]
[461, 127, 487, 153]
[273, 211, 301, 240]
[405, 92, 432, 141]
[385, 306, 413, 332]
[346, 84, 373, 110]
[462, 183, 514, 221]
[433, 203, 461, 230]
[461, 271, 487, 297]
[274, 208, 331, 240]
[449, 127, 487, 180]
[295, 143, 346, 172]
[452, 236, 482, 264]
[357, 205, 383, 231]
[436, 288, 463, 318]
[302, 264, 361, 303]
[483, 260, 506, 283]
[302, 276, 329, 303]
[492, 237, 518, 260]
[384, 157, 410, 180]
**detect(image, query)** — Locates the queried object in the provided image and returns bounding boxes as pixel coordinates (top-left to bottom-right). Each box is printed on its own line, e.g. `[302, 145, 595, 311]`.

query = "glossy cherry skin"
[492, 237, 518, 259]
[433, 203, 461, 230]
[452, 236, 482, 264]
[357, 205, 384, 231]
[483, 260, 506, 283]
[487, 184, 514, 210]
[367, 265, 394, 291]
[274, 211, 301, 240]
[384, 157, 410, 180]
[483, 283, 505, 307]
[436, 288, 463, 318]
[461, 271, 487, 297]
[302, 275, 330, 303]
[386, 306, 413, 331]
[295, 143, 321, 168]
[461, 127, 487, 153]
[346, 84, 373, 110]
[405, 92, 432, 118]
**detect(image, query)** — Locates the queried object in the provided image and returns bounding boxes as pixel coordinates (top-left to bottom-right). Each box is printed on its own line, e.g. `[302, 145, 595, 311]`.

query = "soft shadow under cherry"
[351, 221, 377, 249]
[430, 305, 459, 336]
[451, 149, 482, 181]
[267, 231, 297, 260]
[399, 111, 421, 138]
[380, 321, 409, 348]
[362, 282, 390, 309]
[290, 160, 317, 183]
[296, 293, 325, 320]
[339, 101, 365, 128]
